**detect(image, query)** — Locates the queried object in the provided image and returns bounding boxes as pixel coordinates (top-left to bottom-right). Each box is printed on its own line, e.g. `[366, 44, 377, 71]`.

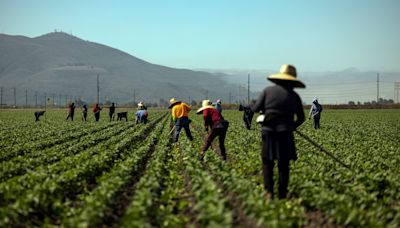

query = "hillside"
[0, 32, 235, 104]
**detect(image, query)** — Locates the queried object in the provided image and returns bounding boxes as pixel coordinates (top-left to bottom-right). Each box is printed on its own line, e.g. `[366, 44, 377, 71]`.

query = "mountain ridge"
[0, 32, 233, 104]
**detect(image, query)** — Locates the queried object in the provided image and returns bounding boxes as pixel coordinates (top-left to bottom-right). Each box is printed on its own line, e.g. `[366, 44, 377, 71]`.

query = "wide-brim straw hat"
[196, 100, 214, 114]
[267, 64, 305, 88]
[168, 98, 181, 109]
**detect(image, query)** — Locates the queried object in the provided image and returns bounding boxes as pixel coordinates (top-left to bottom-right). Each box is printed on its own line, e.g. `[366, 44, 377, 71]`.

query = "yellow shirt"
[171, 102, 191, 121]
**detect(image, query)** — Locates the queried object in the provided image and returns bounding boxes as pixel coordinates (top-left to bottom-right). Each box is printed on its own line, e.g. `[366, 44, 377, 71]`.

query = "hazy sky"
[1, 0, 399, 72]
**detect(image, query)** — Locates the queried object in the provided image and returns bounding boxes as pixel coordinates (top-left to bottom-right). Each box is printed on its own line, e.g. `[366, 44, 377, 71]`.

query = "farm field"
[0, 109, 399, 227]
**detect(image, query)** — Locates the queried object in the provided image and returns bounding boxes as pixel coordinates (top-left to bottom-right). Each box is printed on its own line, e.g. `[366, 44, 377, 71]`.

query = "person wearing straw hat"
[169, 98, 193, 142]
[138, 101, 147, 110]
[197, 100, 229, 161]
[251, 64, 305, 199]
[136, 102, 148, 124]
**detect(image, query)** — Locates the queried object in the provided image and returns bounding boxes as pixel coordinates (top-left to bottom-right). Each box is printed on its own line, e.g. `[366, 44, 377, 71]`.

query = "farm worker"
[136, 103, 148, 124]
[197, 100, 229, 161]
[34, 111, 45, 121]
[109, 103, 116, 121]
[239, 103, 254, 130]
[82, 104, 88, 121]
[65, 102, 75, 121]
[213, 99, 222, 113]
[309, 98, 323, 129]
[138, 101, 147, 110]
[93, 103, 102, 122]
[251, 64, 305, 199]
[169, 98, 193, 143]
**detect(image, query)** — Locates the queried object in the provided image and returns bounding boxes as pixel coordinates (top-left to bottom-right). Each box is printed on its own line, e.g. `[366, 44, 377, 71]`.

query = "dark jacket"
[309, 101, 322, 118]
[252, 85, 304, 132]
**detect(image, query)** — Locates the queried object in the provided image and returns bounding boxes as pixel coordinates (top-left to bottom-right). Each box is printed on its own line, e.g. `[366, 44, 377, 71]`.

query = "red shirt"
[203, 107, 223, 128]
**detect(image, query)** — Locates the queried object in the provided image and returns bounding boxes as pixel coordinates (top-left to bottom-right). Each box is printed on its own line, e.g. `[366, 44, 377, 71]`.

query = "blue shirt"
[136, 110, 147, 118]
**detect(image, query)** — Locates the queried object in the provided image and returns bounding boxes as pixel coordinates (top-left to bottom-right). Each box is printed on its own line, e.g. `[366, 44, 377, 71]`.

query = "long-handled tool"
[168, 126, 176, 135]
[295, 130, 353, 171]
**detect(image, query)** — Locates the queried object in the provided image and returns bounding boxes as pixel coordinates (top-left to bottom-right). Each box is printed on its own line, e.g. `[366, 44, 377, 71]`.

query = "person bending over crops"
[93, 103, 102, 122]
[309, 98, 323, 129]
[239, 104, 254, 130]
[169, 98, 193, 143]
[34, 111, 45, 121]
[66, 102, 75, 121]
[252, 64, 305, 199]
[197, 100, 229, 161]
[136, 103, 148, 124]
[109, 103, 116, 121]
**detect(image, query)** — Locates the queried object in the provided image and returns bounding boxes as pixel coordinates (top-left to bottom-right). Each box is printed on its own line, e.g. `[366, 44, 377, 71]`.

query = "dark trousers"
[243, 115, 253, 130]
[313, 116, 320, 129]
[94, 112, 100, 122]
[109, 112, 115, 121]
[174, 124, 193, 142]
[82, 112, 87, 121]
[262, 158, 290, 199]
[202, 127, 227, 160]
[136, 116, 147, 124]
[66, 113, 74, 121]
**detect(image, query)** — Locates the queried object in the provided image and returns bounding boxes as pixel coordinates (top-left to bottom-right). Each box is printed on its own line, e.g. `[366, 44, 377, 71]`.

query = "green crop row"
[63, 115, 168, 227]
[0, 113, 167, 227]
[120, 119, 170, 228]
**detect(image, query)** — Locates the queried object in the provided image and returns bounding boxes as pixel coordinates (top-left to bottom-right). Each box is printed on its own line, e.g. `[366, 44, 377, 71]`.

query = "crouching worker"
[34, 111, 45, 121]
[197, 100, 229, 161]
[252, 64, 305, 199]
[136, 103, 148, 124]
[169, 98, 193, 143]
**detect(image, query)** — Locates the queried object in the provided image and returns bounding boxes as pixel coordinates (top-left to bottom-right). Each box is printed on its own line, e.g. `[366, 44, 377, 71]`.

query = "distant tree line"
[348, 98, 394, 106]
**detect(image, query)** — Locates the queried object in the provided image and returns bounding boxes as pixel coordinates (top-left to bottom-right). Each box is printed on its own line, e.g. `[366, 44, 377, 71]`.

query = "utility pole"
[247, 74, 250, 104]
[0, 87, 3, 108]
[395, 82, 400, 104]
[377, 73, 379, 104]
[13, 87, 16, 107]
[97, 74, 100, 104]
[25, 89, 28, 107]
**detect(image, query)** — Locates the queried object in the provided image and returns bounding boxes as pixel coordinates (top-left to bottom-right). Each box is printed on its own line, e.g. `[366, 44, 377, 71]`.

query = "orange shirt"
[171, 102, 191, 121]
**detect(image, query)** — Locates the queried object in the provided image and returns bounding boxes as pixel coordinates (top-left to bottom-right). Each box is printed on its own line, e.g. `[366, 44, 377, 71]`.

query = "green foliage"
[0, 109, 399, 227]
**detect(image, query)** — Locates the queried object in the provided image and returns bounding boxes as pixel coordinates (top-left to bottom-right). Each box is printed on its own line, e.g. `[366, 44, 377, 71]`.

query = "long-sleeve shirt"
[309, 102, 322, 118]
[68, 105, 75, 113]
[252, 85, 305, 132]
[171, 102, 191, 122]
[136, 110, 147, 118]
[203, 107, 223, 129]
